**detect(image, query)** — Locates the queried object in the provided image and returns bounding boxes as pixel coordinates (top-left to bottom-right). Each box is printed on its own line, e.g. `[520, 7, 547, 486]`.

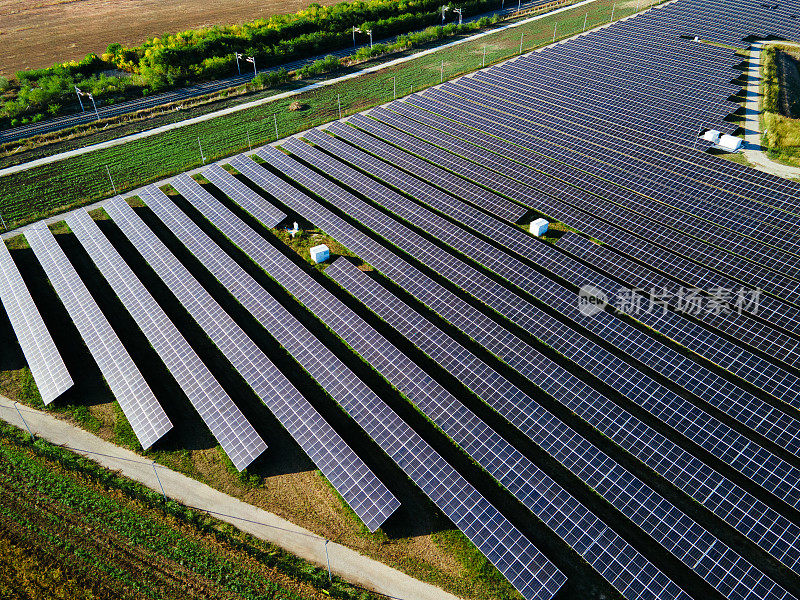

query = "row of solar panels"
[4, 1, 800, 598]
[3, 140, 798, 600]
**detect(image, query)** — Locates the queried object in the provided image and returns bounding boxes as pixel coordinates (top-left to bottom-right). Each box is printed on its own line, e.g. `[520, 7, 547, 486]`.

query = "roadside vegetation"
[0, 0, 523, 127]
[0, 0, 646, 232]
[760, 43, 800, 166]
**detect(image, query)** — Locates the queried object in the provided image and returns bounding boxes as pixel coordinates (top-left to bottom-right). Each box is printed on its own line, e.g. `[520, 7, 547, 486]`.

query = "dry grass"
[0, 0, 335, 76]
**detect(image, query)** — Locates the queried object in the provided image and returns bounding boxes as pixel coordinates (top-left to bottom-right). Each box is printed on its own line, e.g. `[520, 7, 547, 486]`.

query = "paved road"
[740, 40, 800, 177]
[0, 0, 559, 144]
[0, 395, 463, 600]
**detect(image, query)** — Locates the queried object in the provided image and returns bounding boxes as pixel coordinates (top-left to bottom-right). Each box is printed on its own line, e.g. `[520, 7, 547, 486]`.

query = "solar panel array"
[248, 144, 797, 600]
[25, 225, 173, 449]
[65, 208, 266, 471]
[103, 196, 269, 470]
[139, 183, 400, 532]
[280, 137, 800, 520]
[316, 123, 800, 418]
[201, 164, 287, 228]
[0, 239, 73, 404]
[170, 169, 565, 600]
[8, 0, 800, 598]
[199, 161, 686, 600]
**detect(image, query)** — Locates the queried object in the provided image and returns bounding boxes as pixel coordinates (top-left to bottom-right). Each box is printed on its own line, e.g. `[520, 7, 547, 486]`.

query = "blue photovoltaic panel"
[0, 239, 73, 404]
[287, 135, 800, 516]
[25, 224, 172, 449]
[181, 162, 683, 600]
[172, 169, 566, 600]
[139, 184, 400, 532]
[248, 143, 792, 598]
[65, 208, 263, 472]
[104, 196, 269, 470]
[322, 123, 800, 423]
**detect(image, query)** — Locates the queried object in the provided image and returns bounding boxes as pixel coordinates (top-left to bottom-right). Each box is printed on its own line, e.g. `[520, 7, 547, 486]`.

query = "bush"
[251, 68, 290, 89]
[296, 54, 342, 78]
[0, 76, 9, 92]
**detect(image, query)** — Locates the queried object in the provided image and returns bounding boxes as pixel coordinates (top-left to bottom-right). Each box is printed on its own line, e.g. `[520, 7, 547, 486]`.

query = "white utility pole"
[611, 3, 616, 21]
[106, 165, 117, 194]
[583, 13, 588, 31]
[483, 45, 486, 67]
[440, 59, 444, 83]
[553, 22, 557, 43]
[74, 86, 85, 112]
[235, 52, 242, 75]
[338, 94, 342, 119]
[198, 136, 205, 164]
[274, 114, 278, 140]
[246, 56, 256, 77]
[519, 32, 524, 54]
[453, 7, 462, 25]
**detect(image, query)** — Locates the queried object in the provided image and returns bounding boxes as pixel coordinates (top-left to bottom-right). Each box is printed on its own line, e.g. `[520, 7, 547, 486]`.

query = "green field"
[0, 418, 380, 600]
[0, 0, 653, 231]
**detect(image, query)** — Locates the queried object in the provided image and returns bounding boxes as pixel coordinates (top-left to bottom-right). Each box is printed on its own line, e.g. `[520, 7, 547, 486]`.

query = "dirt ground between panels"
[0, 0, 334, 76]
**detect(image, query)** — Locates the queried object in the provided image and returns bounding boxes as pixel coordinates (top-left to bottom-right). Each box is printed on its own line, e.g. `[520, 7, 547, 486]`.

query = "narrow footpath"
[740, 40, 800, 178]
[0, 395, 463, 600]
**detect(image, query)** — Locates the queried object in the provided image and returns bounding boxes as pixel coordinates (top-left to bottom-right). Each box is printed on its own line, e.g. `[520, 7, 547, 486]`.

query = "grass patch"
[759, 43, 800, 166]
[272, 225, 361, 271]
[0, 418, 375, 600]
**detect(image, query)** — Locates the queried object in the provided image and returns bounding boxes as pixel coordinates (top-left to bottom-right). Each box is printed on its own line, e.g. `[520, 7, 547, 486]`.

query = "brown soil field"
[0, 0, 332, 76]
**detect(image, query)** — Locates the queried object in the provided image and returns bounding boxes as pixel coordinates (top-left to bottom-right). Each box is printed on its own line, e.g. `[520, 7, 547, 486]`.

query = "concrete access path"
[0, 395, 462, 600]
[740, 40, 800, 178]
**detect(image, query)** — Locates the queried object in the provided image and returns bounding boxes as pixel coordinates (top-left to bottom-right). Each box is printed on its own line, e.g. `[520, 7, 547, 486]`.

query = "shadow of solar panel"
[25, 225, 172, 449]
[0, 240, 73, 404]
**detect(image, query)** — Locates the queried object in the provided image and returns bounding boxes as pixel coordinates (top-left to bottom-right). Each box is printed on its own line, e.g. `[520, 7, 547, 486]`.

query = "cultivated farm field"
[0, 0, 334, 76]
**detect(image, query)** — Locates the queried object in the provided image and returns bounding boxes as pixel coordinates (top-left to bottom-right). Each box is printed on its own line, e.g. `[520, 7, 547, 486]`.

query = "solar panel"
[325, 257, 705, 600]
[365, 105, 800, 336]
[65, 208, 263, 472]
[176, 164, 682, 600]
[103, 196, 269, 470]
[556, 232, 800, 368]
[0, 240, 73, 404]
[137, 184, 399, 532]
[172, 168, 566, 600]
[389, 98, 800, 309]
[201, 163, 287, 228]
[246, 145, 800, 577]
[25, 225, 172, 449]
[353, 107, 800, 375]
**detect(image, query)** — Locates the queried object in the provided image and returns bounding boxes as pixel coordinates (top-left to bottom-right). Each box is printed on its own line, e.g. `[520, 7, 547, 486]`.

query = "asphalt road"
[0, 0, 556, 144]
